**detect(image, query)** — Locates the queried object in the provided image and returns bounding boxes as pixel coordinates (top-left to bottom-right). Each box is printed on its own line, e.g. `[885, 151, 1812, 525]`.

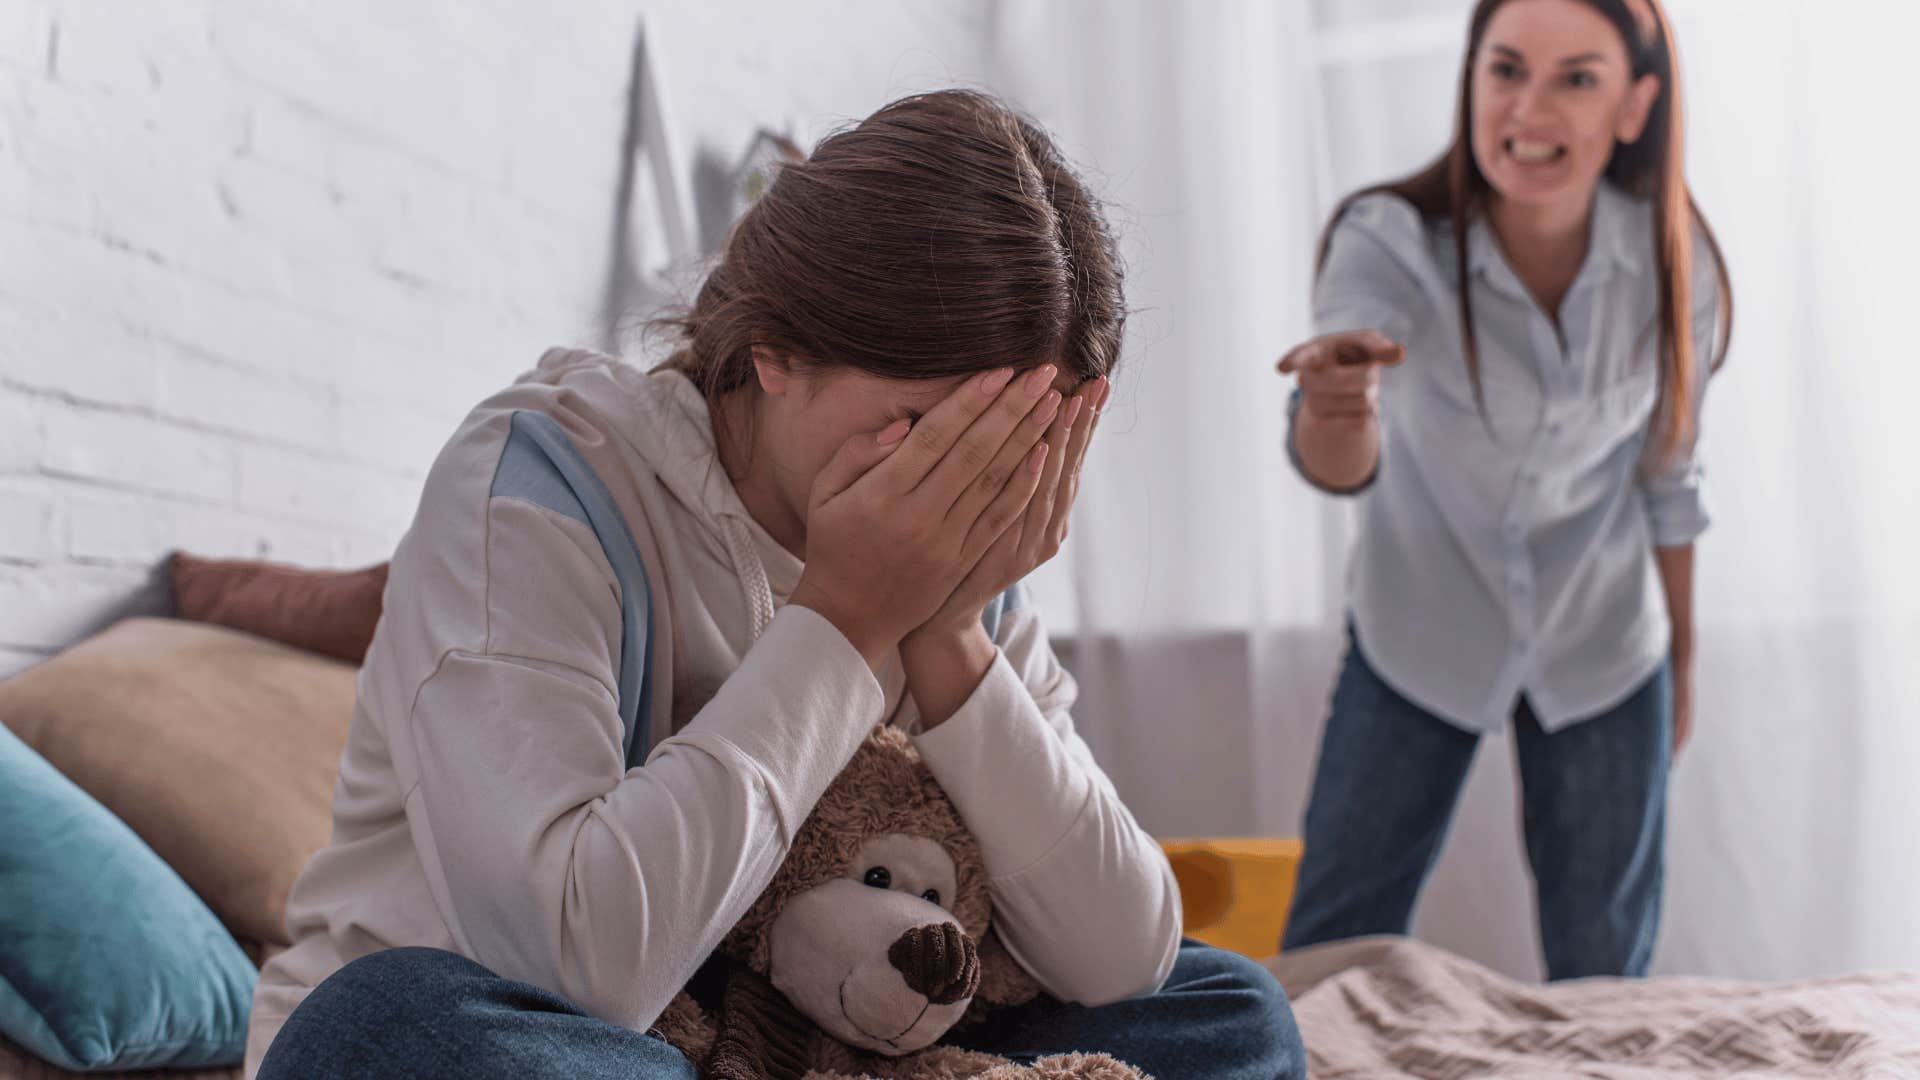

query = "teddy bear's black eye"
[921, 889, 941, 905]
[863, 866, 891, 889]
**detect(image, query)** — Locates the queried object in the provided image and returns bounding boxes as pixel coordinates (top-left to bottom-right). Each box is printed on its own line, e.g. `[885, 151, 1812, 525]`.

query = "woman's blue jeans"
[1282, 629, 1671, 980]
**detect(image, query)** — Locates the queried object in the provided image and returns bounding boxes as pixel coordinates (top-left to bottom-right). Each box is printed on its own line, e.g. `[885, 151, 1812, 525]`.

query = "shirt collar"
[1592, 180, 1644, 275]
[1466, 181, 1644, 287]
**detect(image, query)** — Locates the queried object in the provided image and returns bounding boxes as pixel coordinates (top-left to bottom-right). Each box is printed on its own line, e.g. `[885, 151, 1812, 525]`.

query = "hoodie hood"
[593, 355, 800, 639]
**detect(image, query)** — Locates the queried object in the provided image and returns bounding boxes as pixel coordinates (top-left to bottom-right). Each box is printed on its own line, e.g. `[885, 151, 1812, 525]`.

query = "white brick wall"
[0, 0, 995, 674]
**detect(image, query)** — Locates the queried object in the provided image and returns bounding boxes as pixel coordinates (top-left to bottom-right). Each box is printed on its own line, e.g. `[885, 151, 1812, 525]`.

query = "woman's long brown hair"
[1319, 0, 1731, 467]
[655, 89, 1124, 452]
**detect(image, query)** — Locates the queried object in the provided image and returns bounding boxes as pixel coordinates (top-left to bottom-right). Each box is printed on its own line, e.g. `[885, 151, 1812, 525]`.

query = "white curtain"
[986, 0, 1348, 844]
[1657, 0, 1920, 980]
[988, 0, 1920, 981]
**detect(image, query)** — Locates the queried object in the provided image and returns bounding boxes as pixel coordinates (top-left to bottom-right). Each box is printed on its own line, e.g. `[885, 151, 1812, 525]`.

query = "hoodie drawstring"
[718, 515, 777, 642]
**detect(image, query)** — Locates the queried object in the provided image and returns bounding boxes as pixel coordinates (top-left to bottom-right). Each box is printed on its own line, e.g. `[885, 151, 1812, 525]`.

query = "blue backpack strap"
[490, 411, 656, 768]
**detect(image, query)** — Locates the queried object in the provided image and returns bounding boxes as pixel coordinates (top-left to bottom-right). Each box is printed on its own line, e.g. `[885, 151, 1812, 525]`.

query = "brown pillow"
[169, 552, 388, 665]
[0, 617, 355, 945]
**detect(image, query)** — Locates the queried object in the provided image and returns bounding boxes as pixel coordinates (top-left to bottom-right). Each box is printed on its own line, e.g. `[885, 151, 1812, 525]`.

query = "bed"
[9, 935, 1920, 1079]
[1266, 936, 1920, 1077]
[5, 607, 1919, 1078]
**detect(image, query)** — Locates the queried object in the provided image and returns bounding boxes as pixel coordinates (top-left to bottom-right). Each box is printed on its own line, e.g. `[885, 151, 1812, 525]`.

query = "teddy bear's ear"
[971, 926, 1044, 1010]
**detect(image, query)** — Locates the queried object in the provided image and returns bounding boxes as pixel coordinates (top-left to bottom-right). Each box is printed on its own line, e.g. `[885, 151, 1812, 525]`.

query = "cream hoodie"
[245, 349, 1182, 1075]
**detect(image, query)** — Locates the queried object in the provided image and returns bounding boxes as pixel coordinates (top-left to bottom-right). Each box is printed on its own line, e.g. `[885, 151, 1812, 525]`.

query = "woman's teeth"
[1506, 138, 1565, 165]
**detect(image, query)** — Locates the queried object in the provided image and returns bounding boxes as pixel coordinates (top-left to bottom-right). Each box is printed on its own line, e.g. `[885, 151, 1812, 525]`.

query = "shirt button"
[1505, 522, 1522, 539]
[1547, 421, 1562, 436]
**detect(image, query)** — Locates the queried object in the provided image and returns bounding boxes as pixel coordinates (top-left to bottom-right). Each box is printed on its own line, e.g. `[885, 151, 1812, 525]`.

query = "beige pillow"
[0, 617, 354, 946]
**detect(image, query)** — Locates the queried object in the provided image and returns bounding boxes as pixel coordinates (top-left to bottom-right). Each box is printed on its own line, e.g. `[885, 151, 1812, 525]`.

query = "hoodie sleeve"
[382, 409, 885, 1034]
[907, 587, 1183, 1005]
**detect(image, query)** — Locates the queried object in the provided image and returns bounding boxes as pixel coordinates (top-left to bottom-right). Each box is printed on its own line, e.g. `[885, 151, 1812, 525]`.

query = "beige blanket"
[1265, 937, 1920, 1078]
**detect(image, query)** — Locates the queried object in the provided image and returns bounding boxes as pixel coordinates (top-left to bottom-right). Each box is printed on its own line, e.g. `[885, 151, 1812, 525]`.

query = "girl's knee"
[1218, 953, 1306, 1078]
[260, 949, 490, 1080]
[1171, 943, 1305, 1059]
[331, 946, 480, 991]
[305, 948, 484, 1028]
[1172, 941, 1274, 993]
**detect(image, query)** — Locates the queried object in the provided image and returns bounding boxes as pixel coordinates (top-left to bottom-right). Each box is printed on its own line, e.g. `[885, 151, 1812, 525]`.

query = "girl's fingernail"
[1024, 363, 1058, 396]
[1095, 378, 1112, 411]
[1063, 394, 1085, 428]
[877, 418, 911, 446]
[978, 367, 1016, 397]
[1029, 441, 1050, 473]
[1037, 389, 1062, 424]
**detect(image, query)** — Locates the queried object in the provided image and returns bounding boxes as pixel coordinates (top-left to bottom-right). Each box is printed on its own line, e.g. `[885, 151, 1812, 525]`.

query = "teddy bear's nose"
[887, 922, 980, 1005]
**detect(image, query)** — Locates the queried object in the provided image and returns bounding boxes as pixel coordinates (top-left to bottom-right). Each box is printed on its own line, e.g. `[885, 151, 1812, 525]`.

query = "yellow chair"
[1159, 838, 1302, 960]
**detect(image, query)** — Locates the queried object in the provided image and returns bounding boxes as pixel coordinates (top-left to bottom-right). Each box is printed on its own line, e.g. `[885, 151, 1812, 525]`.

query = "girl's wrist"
[898, 614, 990, 645]
[788, 580, 898, 671]
[899, 621, 997, 730]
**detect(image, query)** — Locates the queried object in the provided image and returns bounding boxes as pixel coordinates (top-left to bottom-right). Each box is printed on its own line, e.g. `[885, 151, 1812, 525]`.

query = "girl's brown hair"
[657, 90, 1124, 413]
[1319, 0, 1731, 467]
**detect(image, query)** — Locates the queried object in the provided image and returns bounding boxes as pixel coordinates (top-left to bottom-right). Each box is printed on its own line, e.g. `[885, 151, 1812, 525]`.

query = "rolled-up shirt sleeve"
[1640, 237, 1725, 547]
[1640, 430, 1709, 547]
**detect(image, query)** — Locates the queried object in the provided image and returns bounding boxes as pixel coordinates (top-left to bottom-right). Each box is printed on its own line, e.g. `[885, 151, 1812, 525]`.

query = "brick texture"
[0, 0, 990, 657]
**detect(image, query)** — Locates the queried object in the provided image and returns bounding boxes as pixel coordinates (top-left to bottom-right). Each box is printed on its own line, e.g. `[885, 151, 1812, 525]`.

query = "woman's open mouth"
[1505, 137, 1568, 166]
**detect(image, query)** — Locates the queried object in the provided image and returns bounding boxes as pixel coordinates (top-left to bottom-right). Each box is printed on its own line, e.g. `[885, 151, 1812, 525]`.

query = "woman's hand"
[897, 375, 1109, 727]
[1654, 544, 1696, 760]
[788, 364, 1063, 669]
[1671, 658, 1695, 758]
[1278, 330, 1404, 491]
[1278, 329, 1404, 426]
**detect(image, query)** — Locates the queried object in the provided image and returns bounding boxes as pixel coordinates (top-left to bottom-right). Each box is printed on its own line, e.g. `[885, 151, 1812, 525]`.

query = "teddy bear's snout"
[886, 922, 980, 1005]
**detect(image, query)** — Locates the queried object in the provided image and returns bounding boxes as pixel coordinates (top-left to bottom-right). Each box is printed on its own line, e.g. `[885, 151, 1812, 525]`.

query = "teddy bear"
[649, 725, 1150, 1080]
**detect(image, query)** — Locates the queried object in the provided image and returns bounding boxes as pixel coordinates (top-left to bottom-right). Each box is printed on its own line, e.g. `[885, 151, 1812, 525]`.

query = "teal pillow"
[0, 723, 255, 1070]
